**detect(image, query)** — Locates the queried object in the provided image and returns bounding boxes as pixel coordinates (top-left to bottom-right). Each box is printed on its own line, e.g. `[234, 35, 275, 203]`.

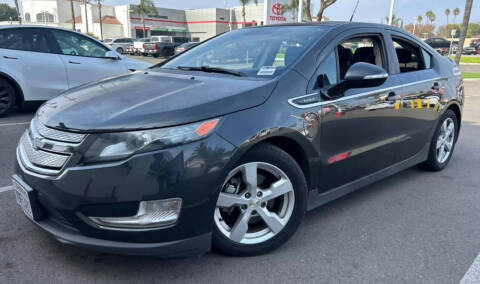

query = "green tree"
[317, 0, 337, 22]
[281, 0, 300, 22]
[0, 4, 18, 21]
[133, 0, 158, 38]
[425, 10, 436, 25]
[455, 0, 472, 65]
[385, 14, 401, 27]
[239, 0, 258, 26]
[453, 7, 460, 25]
[445, 8, 450, 25]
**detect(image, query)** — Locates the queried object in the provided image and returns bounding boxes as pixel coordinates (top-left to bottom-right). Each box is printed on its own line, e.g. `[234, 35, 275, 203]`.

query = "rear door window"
[0, 28, 50, 53]
[392, 37, 428, 73]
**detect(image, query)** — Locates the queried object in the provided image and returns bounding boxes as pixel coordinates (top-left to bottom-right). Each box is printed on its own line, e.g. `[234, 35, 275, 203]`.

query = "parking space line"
[0, 122, 30, 127]
[461, 253, 480, 284]
[0, 185, 13, 194]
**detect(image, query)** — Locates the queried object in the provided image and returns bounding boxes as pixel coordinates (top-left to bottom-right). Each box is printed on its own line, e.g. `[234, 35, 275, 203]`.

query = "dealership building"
[18, 0, 299, 41]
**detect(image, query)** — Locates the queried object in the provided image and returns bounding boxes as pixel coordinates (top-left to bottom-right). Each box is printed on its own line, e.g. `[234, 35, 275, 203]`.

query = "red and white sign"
[264, 0, 291, 25]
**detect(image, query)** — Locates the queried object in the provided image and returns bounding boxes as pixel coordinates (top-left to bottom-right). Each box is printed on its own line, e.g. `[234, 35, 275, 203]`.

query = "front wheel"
[212, 144, 307, 256]
[420, 109, 458, 171]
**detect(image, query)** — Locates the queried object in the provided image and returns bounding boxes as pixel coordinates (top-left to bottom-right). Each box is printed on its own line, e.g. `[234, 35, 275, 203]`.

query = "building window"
[36, 12, 54, 23]
[24, 13, 31, 22]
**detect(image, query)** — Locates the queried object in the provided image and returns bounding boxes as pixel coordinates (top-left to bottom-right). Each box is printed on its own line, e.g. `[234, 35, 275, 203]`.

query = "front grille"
[18, 119, 87, 176]
[35, 119, 85, 143]
[20, 133, 69, 169]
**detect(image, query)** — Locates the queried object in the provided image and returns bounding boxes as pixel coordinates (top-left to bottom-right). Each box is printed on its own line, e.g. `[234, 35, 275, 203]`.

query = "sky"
[1, 0, 478, 26]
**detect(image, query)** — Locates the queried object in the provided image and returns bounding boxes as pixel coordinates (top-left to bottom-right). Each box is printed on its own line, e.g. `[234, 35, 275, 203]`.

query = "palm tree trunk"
[70, 0, 76, 30]
[14, 0, 21, 24]
[455, 0, 473, 65]
[97, 0, 103, 40]
[242, 4, 246, 26]
[142, 15, 146, 38]
[304, 0, 312, 21]
[317, 6, 326, 22]
[84, 0, 89, 33]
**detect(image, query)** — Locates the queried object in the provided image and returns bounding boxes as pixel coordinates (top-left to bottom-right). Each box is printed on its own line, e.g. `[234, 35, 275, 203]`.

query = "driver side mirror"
[320, 62, 388, 100]
[105, 50, 121, 60]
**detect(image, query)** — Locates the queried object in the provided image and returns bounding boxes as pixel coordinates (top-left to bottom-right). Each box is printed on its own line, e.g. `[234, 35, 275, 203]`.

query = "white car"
[0, 26, 151, 115]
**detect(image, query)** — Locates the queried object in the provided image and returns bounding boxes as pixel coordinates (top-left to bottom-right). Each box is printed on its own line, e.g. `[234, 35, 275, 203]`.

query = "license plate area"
[11, 175, 43, 221]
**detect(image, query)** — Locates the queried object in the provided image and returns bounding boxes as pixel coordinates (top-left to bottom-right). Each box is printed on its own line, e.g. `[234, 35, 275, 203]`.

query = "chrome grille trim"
[20, 132, 70, 168]
[35, 118, 86, 143]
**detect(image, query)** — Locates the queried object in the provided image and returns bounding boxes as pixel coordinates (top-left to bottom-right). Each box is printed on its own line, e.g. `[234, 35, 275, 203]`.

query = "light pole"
[388, 0, 395, 26]
[298, 0, 304, 23]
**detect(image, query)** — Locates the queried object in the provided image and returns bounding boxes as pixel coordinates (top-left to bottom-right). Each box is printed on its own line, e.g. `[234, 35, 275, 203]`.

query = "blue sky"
[1, 0, 478, 26]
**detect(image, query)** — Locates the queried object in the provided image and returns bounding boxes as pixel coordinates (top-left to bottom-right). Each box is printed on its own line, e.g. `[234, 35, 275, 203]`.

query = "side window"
[317, 50, 338, 88]
[422, 49, 432, 69]
[0, 28, 50, 53]
[337, 36, 385, 80]
[392, 37, 426, 73]
[50, 30, 109, 58]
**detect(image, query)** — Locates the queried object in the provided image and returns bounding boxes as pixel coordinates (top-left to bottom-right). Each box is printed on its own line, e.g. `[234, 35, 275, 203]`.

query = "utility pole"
[388, 0, 395, 26]
[298, 0, 304, 23]
[84, 0, 89, 34]
[70, 0, 76, 30]
[98, 0, 103, 40]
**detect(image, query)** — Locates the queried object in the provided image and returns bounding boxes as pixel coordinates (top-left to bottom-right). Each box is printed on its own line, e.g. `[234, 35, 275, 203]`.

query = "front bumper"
[14, 133, 236, 256]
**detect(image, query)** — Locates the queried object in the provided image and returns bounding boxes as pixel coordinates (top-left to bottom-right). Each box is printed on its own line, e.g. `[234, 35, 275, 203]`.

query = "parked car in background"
[13, 23, 463, 257]
[470, 39, 480, 50]
[144, 36, 190, 58]
[106, 37, 135, 54]
[132, 37, 150, 55]
[424, 37, 457, 55]
[0, 26, 151, 115]
[462, 46, 477, 55]
[174, 42, 198, 55]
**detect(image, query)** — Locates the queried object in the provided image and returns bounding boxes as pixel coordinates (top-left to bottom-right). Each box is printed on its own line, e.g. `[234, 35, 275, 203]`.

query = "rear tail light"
[142, 43, 145, 48]
[154, 45, 158, 50]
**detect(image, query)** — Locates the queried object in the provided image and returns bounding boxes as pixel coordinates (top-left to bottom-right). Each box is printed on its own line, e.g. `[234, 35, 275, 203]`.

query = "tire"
[0, 78, 16, 116]
[116, 47, 124, 54]
[212, 143, 307, 256]
[153, 54, 159, 58]
[420, 109, 458, 171]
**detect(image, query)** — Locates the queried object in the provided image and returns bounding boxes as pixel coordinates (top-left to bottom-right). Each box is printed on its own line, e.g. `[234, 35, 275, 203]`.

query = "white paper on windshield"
[257, 66, 276, 76]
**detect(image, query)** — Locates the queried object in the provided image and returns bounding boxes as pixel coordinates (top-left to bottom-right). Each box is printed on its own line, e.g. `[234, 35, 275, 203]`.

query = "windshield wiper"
[177, 66, 245, 77]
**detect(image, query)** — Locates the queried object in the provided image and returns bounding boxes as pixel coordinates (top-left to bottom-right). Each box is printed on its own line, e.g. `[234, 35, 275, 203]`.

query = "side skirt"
[307, 143, 430, 211]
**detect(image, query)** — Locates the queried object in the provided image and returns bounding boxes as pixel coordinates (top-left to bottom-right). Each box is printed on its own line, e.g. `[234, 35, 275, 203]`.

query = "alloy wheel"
[214, 162, 295, 244]
[436, 117, 455, 163]
[0, 83, 13, 115]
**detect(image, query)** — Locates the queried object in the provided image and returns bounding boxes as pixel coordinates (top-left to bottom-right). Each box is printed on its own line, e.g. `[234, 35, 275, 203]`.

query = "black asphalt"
[0, 81, 479, 283]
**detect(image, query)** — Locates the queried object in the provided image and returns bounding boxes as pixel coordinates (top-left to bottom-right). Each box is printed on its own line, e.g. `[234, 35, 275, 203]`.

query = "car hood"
[122, 57, 152, 71]
[37, 70, 277, 133]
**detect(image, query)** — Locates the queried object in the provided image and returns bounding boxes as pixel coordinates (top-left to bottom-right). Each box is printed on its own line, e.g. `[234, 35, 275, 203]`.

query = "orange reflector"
[328, 152, 351, 164]
[196, 119, 219, 136]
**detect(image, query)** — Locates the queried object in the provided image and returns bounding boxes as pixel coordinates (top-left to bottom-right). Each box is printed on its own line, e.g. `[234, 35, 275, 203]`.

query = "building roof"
[65, 16, 82, 24]
[94, 16, 121, 25]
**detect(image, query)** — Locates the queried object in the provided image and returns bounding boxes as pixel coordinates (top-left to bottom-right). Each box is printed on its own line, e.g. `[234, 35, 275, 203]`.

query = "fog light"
[88, 198, 182, 229]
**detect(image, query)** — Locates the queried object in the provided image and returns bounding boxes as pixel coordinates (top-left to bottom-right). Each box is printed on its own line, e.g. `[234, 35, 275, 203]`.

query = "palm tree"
[425, 10, 435, 25]
[453, 7, 460, 25]
[317, 0, 337, 22]
[384, 14, 400, 27]
[133, 0, 157, 38]
[417, 15, 423, 24]
[304, 0, 312, 21]
[239, 0, 258, 26]
[455, 0, 473, 65]
[70, 0, 76, 30]
[445, 8, 450, 25]
[97, 0, 102, 40]
[281, 0, 299, 22]
[13, 0, 21, 24]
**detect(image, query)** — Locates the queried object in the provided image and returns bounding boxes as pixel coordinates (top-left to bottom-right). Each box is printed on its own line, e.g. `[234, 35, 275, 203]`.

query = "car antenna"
[349, 0, 360, 22]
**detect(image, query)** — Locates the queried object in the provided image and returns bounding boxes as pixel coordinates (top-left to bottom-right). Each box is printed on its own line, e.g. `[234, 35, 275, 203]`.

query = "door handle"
[68, 61, 81, 64]
[3, 56, 18, 59]
[432, 82, 440, 92]
[386, 92, 400, 101]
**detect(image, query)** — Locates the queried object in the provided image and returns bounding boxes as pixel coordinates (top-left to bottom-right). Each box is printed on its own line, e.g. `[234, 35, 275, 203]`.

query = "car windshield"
[161, 26, 329, 78]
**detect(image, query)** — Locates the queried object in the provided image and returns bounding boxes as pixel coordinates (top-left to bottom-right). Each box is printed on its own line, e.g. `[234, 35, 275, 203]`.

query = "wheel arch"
[445, 101, 462, 141]
[0, 71, 24, 106]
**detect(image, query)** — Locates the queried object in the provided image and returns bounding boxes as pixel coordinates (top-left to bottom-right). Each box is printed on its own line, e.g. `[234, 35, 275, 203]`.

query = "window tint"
[0, 28, 50, 53]
[422, 49, 432, 69]
[50, 30, 109, 58]
[317, 50, 338, 88]
[392, 37, 426, 73]
[337, 36, 384, 80]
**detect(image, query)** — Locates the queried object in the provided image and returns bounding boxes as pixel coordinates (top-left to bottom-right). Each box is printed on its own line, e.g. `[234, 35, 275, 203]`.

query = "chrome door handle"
[3, 56, 18, 59]
[386, 92, 400, 101]
[68, 61, 81, 64]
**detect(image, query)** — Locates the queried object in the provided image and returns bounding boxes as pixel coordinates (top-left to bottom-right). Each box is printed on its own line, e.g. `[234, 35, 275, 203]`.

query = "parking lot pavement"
[1, 81, 480, 283]
[126, 54, 165, 65]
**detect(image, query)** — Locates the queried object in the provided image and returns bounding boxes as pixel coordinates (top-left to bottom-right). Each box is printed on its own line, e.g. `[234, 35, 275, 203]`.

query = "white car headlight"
[83, 118, 219, 163]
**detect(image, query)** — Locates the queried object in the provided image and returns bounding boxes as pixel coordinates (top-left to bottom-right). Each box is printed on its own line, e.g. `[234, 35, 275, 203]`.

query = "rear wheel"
[212, 144, 307, 256]
[116, 47, 124, 54]
[0, 78, 15, 116]
[420, 109, 458, 171]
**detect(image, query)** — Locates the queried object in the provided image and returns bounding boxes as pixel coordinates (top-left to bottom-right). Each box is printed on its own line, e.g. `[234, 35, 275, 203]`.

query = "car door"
[0, 28, 68, 101]
[309, 31, 404, 192]
[46, 29, 128, 88]
[388, 32, 447, 162]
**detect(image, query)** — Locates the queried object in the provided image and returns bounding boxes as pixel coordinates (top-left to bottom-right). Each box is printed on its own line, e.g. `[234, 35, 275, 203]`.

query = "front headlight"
[83, 118, 219, 163]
